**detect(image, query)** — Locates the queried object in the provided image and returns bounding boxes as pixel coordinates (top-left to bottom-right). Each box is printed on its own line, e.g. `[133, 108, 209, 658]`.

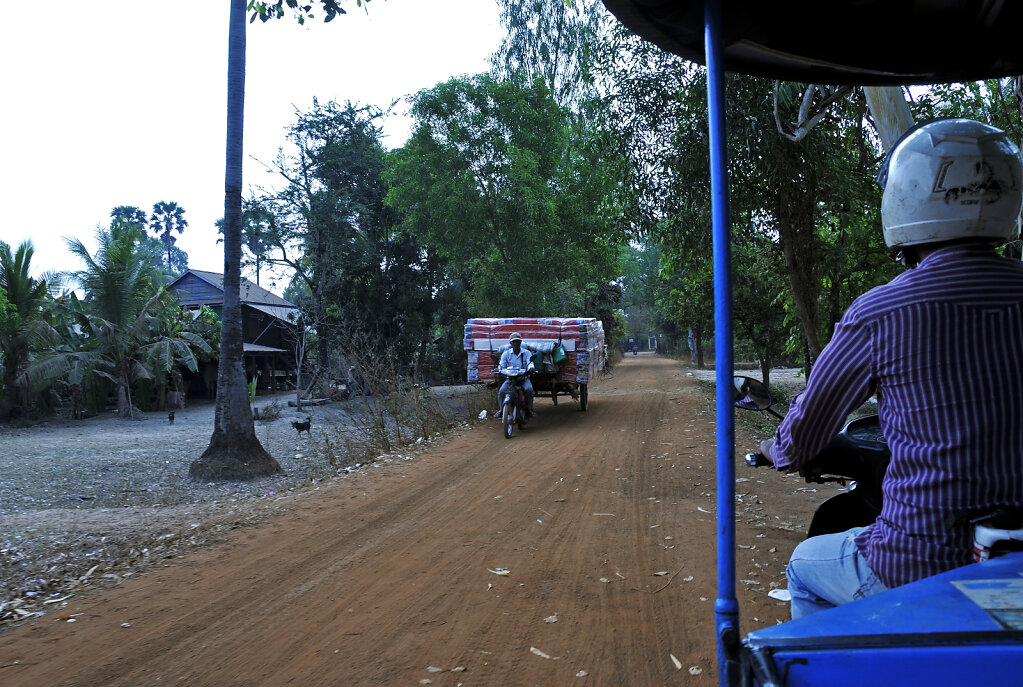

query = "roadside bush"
[319, 331, 455, 462]
[254, 398, 284, 423]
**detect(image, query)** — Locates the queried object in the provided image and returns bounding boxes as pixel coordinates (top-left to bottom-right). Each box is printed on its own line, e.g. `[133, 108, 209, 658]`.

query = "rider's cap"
[509, 332, 522, 342]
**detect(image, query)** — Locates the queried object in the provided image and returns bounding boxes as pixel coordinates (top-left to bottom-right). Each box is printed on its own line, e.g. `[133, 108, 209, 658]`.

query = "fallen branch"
[631, 568, 682, 594]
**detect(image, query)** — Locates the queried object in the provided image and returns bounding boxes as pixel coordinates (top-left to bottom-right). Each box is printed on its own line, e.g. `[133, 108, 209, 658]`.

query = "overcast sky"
[0, 1, 504, 284]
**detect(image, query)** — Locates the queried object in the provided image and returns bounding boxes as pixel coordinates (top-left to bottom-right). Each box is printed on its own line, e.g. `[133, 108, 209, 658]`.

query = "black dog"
[168, 411, 175, 425]
[291, 416, 312, 435]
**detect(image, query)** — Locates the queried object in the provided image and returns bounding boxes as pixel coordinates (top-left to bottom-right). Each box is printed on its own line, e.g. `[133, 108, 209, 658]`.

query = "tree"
[149, 201, 189, 274]
[63, 222, 209, 419]
[493, 0, 607, 107]
[0, 241, 57, 420]
[113, 204, 189, 279]
[255, 100, 430, 383]
[249, 0, 360, 24]
[388, 74, 626, 319]
[111, 205, 148, 227]
[215, 199, 274, 286]
[191, 0, 370, 481]
[594, 25, 895, 369]
[190, 0, 282, 480]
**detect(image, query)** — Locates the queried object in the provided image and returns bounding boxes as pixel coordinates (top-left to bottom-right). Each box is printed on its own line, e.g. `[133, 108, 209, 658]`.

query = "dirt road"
[0, 355, 821, 686]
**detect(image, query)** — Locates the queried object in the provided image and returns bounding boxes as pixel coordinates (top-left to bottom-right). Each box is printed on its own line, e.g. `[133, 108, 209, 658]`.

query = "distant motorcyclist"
[498, 332, 536, 417]
[760, 118, 1023, 618]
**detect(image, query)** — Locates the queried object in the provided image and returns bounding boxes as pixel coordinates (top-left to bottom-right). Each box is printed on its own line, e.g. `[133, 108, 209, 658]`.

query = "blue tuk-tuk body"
[600, 2, 1023, 685]
[743, 553, 1023, 685]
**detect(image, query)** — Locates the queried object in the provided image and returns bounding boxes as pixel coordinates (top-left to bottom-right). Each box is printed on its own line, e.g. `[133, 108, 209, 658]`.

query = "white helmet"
[879, 118, 1023, 249]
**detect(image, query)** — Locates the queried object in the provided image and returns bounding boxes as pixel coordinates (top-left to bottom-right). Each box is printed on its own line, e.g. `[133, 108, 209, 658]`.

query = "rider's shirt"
[499, 347, 535, 372]
[771, 243, 1023, 588]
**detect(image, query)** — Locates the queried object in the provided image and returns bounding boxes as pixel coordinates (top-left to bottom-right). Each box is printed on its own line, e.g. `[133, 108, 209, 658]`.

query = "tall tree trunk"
[760, 358, 771, 390]
[191, 0, 281, 481]
[863, 87, 914, 152]
[0, 365, 18, 420]
[776, 170, 825, 362]
[116, 377, 131, 420]
[313, 292, 330, 396]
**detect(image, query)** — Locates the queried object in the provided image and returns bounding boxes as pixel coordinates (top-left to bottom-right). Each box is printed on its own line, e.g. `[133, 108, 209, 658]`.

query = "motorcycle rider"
[760, 118, 1023, 618]
[498, 332, 536, 417]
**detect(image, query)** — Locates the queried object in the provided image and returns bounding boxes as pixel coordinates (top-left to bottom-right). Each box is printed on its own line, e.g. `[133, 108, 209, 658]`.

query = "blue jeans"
[498, 378, 534, 413]
[786, 527, 887, 619]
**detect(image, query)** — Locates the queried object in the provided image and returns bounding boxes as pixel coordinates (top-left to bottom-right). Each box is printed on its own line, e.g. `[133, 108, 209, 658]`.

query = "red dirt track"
[0, 355, 812, 685]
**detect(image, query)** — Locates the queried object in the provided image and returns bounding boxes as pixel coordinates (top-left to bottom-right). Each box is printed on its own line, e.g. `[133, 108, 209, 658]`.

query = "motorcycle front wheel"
[503, 403, 514, 439]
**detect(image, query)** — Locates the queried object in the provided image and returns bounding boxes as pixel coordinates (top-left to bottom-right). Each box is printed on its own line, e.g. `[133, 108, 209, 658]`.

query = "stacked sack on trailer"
[464, 317, 606, 384]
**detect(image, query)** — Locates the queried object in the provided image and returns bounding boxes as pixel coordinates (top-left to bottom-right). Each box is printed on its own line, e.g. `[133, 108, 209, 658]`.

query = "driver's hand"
[758, 438, 776, 465]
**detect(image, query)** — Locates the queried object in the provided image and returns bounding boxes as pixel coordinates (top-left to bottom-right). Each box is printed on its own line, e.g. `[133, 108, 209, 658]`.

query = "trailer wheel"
[580, 384, 588, 411]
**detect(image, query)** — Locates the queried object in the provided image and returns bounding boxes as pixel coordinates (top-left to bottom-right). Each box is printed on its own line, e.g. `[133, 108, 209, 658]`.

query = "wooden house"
[167, 270, 301, 396]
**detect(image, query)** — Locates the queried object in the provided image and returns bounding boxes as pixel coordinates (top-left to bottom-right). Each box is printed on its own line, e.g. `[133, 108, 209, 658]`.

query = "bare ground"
[0, 355, 839, 685]
[1, 387, 483, 617]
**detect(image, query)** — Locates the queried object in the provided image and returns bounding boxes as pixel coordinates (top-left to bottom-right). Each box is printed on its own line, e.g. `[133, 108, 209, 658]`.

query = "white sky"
[0, 0, 504, 284]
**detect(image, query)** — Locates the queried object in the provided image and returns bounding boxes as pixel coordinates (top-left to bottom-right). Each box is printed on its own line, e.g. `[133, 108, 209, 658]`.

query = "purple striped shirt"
[771, 244, 1023, 588]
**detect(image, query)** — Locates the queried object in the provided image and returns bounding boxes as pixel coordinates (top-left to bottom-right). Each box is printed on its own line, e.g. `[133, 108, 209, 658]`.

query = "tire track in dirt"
[0, 355, 811, 686]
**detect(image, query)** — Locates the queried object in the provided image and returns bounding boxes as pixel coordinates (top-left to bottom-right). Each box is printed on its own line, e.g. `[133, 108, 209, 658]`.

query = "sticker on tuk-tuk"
[951, 578, 1023, 630]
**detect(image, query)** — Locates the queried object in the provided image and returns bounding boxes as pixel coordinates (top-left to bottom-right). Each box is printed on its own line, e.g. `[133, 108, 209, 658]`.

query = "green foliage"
[387, 73, 627, 319]
[176, 305, 222, 361]
[148, 201, 189, 274]
[113, 205, 189, 277]
[0, 285, 12, 331]
[216, 199, 274, 285]
[255, 99, 439, 378]
[248, 372, 259, 401]
[22, 222, 215, 418]
[912, 79, 1023, 142]
[0, 241, 58, 419]
[592, 25, 899, 369]
[493, 0, 606, 107]
[247, 0, 364, 24]
[67, 221, 164, 326]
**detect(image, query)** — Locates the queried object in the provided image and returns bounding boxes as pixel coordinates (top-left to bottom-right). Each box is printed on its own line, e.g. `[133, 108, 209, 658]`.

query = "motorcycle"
[734, 375, 1023, 549]
[735, 376, 887, 538]
[498, 366, 530, 439]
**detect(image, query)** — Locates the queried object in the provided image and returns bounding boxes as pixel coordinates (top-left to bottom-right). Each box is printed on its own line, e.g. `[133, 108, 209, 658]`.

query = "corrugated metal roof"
[248, 303, 300, 324]
[169, 270, 297, 308]
[243, 343, 287, 353]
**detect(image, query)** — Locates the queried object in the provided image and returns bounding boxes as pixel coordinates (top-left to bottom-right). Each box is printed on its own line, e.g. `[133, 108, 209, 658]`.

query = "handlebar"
[745, 452, 772, 468]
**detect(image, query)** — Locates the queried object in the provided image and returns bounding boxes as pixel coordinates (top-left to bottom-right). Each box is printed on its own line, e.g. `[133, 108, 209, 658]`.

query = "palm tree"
[0, 241, 57, 420]
[149, 201, 189, 271]
[111, 205, 148, 228]
[189, 0, 281, 480]
[190, 0, 362, 479]
[63, 222, 209, 419]
[214, 199, 274, 286]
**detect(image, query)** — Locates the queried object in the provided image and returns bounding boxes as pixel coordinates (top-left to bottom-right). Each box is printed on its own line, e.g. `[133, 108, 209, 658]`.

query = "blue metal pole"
[705, 1, 739, 684]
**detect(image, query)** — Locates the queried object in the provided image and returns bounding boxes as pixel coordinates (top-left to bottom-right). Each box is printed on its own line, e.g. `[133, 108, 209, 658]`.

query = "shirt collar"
[917, 242, 1000, 269]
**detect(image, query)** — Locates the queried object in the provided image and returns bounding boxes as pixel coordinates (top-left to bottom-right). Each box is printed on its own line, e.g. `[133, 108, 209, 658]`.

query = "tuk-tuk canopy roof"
[601, 0, 1023, 86]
